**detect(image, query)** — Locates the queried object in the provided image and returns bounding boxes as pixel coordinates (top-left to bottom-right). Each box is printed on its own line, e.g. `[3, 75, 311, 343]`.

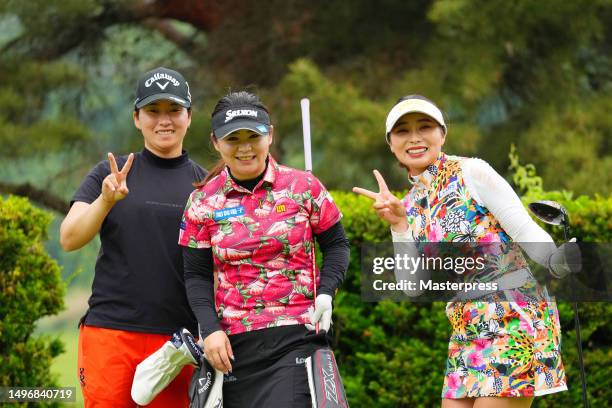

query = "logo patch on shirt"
[214, 206, 245, 221]
[276, 204, 286, 213]
[438, 180, 459, 200]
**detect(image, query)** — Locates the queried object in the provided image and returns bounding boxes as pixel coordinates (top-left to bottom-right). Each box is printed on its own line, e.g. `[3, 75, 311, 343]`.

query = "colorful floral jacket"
[403, 153, 530, 285]
[178, 156, 342, 335]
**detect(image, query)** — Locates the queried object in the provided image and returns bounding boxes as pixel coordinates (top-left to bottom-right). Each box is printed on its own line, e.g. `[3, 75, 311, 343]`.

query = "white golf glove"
[131, 328, 203, 406]
[548, 238, 582, 279]
[306, 294, 333, 332]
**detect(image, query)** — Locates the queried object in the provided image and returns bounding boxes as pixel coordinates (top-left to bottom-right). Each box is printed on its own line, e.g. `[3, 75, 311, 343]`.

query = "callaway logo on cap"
[212, 104, 271, 139]
[134, 67, 192, 109]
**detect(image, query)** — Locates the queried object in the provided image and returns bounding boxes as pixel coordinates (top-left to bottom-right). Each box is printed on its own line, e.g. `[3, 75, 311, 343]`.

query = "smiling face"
[388, 112, 446, 176]
[133, 100, 192, 158]
[213, 127, 274, 180]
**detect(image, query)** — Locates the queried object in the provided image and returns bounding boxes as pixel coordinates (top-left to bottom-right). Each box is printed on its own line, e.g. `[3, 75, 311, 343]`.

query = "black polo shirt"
[72, 148, 206, 335]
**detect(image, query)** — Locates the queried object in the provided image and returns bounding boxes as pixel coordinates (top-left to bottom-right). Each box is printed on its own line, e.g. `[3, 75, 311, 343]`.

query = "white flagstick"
[301, 98, 312, 172]
[300, 97, 318, 334]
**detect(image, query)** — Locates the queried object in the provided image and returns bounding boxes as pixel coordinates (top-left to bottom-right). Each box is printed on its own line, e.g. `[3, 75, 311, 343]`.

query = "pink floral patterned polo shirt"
[178, 156, 342, 335]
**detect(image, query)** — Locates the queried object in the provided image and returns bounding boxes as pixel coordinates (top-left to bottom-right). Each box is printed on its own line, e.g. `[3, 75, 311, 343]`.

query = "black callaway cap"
[211, 105, 271, 138]
[134, 67, 191, 109]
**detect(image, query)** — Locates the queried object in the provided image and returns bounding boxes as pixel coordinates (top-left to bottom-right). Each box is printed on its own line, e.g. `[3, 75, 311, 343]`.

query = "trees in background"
[1, 1, 610, 404]
[0, 196, 65, 399]
[1, 0, 610, 210]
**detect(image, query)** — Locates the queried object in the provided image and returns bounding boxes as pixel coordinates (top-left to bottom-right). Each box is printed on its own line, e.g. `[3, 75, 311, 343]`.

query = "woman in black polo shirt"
[61, 67, 205, 408]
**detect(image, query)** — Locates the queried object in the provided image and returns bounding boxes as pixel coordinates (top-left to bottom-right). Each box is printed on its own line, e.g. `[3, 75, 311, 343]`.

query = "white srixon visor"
[385, 98, 447, 136]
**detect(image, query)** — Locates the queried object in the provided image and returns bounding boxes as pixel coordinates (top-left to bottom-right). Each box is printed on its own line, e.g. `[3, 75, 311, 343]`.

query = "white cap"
[385, 98, 447, 136]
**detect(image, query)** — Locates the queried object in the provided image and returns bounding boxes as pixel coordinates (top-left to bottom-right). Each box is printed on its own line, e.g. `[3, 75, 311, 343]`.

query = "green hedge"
[521, 190, 612, 242]
[0, 196, 65, 407]
[330, 190, 611, 407]
[2, 186, 608, 407]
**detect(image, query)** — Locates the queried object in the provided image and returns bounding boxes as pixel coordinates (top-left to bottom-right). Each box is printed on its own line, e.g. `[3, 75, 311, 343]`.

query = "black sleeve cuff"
[314, 222, 350, 297]
[183, 246, 223, 337]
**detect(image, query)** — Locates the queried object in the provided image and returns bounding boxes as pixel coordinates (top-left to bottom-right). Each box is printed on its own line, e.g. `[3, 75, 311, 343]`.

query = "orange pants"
[78, 325, 194, 408]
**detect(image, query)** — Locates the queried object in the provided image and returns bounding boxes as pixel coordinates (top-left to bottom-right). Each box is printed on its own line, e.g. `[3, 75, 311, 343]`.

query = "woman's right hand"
[353, 170, 408, 232]
[203, 330, 234, 374]
[101, 152, 134, 204]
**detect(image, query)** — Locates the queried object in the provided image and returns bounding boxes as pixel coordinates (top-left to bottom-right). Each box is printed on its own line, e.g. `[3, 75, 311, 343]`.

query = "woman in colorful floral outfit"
[354, 95, 575, 407]
[178, 91, 350, 407]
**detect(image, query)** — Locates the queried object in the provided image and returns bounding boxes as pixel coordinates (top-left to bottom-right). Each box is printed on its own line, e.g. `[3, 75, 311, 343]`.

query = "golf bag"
[131, 327, 204, 406]
[305, 348, 349, 408]
[188, 356, 224, 408]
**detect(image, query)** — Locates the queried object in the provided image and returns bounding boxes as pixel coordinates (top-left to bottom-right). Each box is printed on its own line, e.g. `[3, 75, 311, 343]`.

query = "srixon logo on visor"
[225, 109, 258, 123]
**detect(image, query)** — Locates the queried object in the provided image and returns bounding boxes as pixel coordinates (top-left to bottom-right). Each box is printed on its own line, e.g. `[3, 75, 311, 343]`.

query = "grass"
[51, 330, 83, 407]
[35, 287, 89, 407]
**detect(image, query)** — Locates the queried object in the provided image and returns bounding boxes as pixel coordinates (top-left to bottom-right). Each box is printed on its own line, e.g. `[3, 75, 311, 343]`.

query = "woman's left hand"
[203, 330, 234, 374]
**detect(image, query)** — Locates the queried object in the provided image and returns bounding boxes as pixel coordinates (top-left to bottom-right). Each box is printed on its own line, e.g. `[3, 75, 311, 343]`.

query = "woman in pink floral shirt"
[179, 91, 350, 407]
[354, 95, 575, 408]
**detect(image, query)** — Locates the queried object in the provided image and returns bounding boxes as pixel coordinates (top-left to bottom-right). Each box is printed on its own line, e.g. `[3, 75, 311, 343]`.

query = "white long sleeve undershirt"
[462, 158, 557, 266]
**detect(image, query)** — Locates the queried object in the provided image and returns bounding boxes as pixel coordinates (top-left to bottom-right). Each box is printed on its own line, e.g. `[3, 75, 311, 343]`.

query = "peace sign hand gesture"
[101, 152, 134, 204]
[353, 170, 408, 232]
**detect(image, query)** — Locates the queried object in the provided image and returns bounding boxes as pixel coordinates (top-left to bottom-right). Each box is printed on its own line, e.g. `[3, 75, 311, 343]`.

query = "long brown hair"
[194, 135, 224, 187]
[194, 90, 270, 187]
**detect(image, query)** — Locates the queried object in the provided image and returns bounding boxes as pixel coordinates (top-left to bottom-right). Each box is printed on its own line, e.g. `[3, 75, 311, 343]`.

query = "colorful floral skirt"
[442, 291, 567, 398]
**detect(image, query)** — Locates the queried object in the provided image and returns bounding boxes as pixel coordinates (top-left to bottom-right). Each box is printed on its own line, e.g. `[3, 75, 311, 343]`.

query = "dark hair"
[211, 90, 269, 118]
[194, 91, 270, 187]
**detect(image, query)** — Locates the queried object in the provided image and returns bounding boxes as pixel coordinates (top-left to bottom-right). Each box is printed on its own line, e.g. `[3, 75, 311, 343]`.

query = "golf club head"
[528, 200, 568, 226]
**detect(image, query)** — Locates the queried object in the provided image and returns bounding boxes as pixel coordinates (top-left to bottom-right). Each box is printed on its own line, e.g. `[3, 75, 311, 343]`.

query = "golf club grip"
[301, 98, 312, 172]
[301, 97, 318, 333]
